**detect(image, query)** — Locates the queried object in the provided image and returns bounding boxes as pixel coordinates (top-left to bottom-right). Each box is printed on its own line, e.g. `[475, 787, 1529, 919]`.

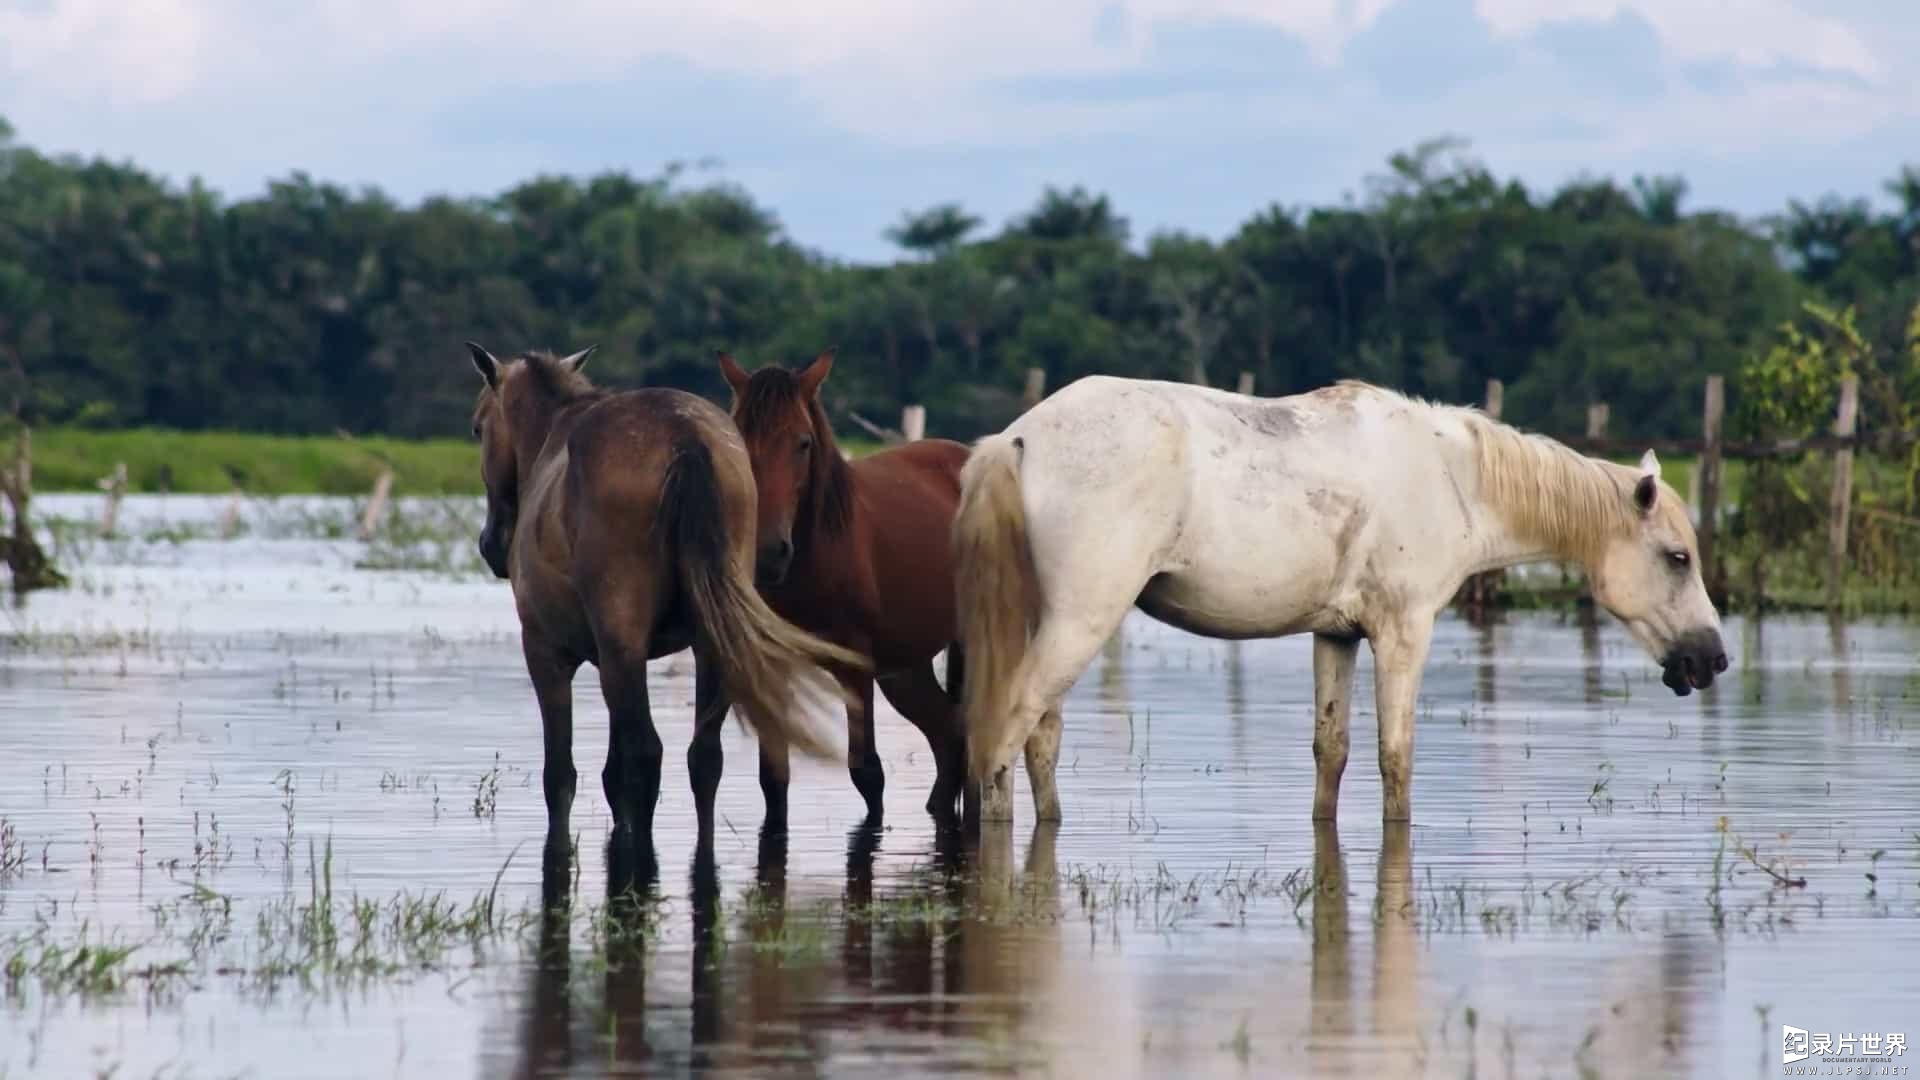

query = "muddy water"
[2, 495, 1919, 1078]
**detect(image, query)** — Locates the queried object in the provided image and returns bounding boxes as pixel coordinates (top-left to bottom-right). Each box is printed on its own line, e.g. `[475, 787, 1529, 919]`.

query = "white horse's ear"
[1631, 449, 1661, 515]
[1632, 474, 1658, 515]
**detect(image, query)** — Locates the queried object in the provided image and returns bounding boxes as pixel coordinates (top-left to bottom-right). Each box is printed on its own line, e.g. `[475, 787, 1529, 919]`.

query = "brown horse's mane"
[473, 349, 608, 431]
[517, 350, 604, 404]
[734, 366, 856, 540]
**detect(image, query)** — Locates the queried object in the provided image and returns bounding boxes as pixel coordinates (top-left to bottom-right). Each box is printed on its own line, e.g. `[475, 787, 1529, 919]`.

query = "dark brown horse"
[465, 342, 868, 849]
[717, 348, 969, 822]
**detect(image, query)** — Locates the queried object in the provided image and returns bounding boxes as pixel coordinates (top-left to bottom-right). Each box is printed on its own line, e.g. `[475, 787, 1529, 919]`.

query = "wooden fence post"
[1585, 402, 1609, 440]
[900, 404, 926, 443]
[1022, 368, 1046, 410]
[1826, 374, 1859, 609]
[1697, 376, 1724, 599]
[222, 486, 243, 539]
[359, 467, 395, 541]
[1483, 379, 1503, 421]
[2, 427, 67, 592]
[98, 462, 127, 538]
[1236, 371, 1255, 396]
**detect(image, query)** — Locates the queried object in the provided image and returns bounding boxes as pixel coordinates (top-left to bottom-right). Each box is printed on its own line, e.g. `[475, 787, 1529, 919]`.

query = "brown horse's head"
[465, 341, 597, 580]
[718, 348, 837, 586]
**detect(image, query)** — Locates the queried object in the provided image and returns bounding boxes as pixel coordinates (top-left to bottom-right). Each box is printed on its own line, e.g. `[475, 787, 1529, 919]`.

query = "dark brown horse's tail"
[660, 437, 867, 768]
[952, 432, 1041, 788]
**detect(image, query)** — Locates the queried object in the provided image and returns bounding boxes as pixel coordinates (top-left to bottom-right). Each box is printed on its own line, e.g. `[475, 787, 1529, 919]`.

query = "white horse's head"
[1588, 450, 1728, 696]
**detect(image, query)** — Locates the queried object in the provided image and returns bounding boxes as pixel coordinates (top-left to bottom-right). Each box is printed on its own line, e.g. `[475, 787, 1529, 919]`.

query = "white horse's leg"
[978, 760, 1015, 823]
[1311, 633, 1361, 821]
[1370, 617, 1435, 823]
[1023, 708, 1064, 822]
[992, 599, 1137, 824]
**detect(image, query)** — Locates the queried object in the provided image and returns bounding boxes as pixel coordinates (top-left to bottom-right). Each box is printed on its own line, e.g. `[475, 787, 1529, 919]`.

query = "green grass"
[25, 427, 889, 496]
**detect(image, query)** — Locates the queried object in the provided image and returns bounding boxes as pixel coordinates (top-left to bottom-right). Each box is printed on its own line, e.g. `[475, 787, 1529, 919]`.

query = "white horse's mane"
[1328, 379, 1661, 564]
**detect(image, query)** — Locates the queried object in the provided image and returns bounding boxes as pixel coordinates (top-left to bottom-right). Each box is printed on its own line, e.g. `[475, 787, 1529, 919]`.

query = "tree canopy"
[3, 119, 1917, 445]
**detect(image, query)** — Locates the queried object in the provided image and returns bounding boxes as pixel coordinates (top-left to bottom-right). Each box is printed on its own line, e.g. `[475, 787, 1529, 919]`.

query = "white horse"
[952, 376, 1728, 828]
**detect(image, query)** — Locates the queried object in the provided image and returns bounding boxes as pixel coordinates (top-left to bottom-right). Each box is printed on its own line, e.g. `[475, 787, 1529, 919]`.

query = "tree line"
[4, 118, 1920, 446]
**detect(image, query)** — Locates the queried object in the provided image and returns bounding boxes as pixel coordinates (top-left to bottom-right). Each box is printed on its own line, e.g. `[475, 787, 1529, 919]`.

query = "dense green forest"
[4, 117, 1920, 446]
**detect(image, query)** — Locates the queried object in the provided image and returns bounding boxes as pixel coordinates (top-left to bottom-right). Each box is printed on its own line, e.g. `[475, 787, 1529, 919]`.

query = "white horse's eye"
[1667, 550, 1690, 567]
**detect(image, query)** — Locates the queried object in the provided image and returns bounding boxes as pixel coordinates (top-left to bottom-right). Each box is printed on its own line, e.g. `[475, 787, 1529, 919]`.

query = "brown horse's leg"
[687, 641, 730, 843]
[758, 739, 790, 831]
[944, 641, 965, 703]
[597, 652, 664, 846]
[524, 640, 581, 836]
[845, 669, 884, 819]
[877, 659, 965, 821]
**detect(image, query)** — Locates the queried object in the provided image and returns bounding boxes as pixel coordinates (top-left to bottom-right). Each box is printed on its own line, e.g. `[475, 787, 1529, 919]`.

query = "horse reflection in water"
[498, 821, 1102, 1076]
[1306, 824, 1709, 1079]
[1306, 822, 1424, 1078]
[505, 834, 662, 1079]
[680, 822, 1079, 1073]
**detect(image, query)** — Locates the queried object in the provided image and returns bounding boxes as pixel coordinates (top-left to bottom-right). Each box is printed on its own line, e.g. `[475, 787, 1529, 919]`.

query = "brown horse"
[718, 348, 969, 822]
[465, 342, 868, 849]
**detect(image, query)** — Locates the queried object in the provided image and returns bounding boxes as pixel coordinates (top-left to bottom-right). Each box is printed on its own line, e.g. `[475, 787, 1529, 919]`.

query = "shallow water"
[3, 494, 1919, 1078]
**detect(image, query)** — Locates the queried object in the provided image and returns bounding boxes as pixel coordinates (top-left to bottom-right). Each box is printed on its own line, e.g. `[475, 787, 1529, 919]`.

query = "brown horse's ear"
[466, 341, 499, 389]
[796, 347, 835, 398]
[560, 344, 597, 372]
[717, 350, 749, 396]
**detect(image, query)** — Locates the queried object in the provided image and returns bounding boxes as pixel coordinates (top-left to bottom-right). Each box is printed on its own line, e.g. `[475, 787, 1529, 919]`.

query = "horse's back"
[561, 389, 754, 633]
[853, 437, 969, 501]
[1004, 374, 1416, 637]
[998, 375, 1192, 569]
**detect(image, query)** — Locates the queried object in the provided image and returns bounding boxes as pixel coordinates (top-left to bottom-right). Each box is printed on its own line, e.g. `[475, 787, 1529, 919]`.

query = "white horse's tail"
[953, 432, 1041, 789]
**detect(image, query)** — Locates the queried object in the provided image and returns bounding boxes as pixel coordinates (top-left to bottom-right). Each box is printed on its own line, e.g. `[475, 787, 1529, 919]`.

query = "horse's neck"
[798, 448, 854, 548]
[1452, 423, 1622, 579]
[513, 403, 572, 492]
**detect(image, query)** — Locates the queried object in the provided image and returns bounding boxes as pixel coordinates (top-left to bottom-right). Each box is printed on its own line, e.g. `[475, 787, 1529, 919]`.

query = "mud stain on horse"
[1224, 400, 1308, 440]
[1307, 487, 1370, 557]
[1444, 467, 1474, 537]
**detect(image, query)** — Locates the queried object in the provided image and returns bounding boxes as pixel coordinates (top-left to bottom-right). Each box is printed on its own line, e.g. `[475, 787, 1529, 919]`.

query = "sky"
[3, 0, 1918, 263]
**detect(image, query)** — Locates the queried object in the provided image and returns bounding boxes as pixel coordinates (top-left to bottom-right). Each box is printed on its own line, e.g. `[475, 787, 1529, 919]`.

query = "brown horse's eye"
[797, 435, 813, 454]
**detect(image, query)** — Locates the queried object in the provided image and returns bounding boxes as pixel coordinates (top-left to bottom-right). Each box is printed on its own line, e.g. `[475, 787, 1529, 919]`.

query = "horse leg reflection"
[842, 815, 883, 989]
[601, 834, 659, 1070]
[1307, 821, 1353, 1079]
[1372, 823, 1420, 1070]
[506, 830, 578, 1080]
[952, 822, 1063, 1070]
[688, 838, 722, 1058]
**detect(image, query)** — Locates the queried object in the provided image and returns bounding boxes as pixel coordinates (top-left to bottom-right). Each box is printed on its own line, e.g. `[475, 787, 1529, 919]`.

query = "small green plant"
[471, 753, 502, 819]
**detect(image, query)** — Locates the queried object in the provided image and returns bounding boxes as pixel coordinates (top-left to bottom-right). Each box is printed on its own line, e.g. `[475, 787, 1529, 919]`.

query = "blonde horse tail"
[953, 432, 1042, 791]
[663, 438, 868, 768]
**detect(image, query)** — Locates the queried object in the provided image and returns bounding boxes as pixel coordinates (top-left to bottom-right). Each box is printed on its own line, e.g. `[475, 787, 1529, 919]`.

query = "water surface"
[3, 494, 1918, 1078]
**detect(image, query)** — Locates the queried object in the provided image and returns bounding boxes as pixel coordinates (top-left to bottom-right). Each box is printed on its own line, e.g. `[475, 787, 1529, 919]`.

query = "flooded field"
[3, 493, 1919, 1078]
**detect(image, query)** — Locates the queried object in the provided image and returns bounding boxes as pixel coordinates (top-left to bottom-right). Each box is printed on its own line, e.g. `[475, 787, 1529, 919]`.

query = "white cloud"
[1, 0, 1916, 259]
[0, 0, 211, 105]
[1473, 0, 1881, 79]
[0, 0, 1902, 149]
